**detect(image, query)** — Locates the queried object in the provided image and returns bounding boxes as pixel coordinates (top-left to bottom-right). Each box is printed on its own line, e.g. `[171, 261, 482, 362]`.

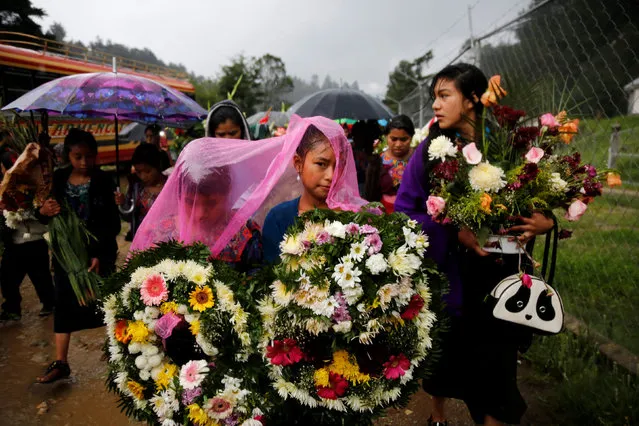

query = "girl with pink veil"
[129, 115, 366, 269]
[262, 116, 367, 262]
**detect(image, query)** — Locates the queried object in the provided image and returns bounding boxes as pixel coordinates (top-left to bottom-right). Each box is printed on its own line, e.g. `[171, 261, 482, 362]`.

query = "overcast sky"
[32, 0, 530, 97]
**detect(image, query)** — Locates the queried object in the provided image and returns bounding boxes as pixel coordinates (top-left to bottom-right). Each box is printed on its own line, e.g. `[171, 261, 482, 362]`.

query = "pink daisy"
[140, 273, 169, 306]
[360, 224, 379, 234]
[364, 233, 383, 254]
[383, 354, 411, 380]
[179, 360, 209, 389]
[345, 223, 360, 235]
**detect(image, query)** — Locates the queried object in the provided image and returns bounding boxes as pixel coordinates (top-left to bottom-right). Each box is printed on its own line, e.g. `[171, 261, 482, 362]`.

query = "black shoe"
[39, 306, 54, 317]
[0, 311, 21, 322]
[427, 416, 448, 426]
[37, 360, 71, 384]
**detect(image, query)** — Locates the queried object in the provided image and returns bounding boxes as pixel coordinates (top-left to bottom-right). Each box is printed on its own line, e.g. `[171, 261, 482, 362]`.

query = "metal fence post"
[608, 123, 621, 168]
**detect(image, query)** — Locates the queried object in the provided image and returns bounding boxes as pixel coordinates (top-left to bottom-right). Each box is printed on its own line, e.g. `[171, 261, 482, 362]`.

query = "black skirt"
[53, 259, 114, 334]
[424, 251, 532, 424]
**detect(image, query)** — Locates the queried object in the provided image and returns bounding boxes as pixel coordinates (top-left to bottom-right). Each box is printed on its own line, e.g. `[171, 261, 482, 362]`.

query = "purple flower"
[360, 224, 379, 234]
[584, 164, 598, 178]
[182, 387, 203, 405]
[331, 292, 351, 322]
[224, 415, 240, 426]
[316, 231, 331, 245]
[366, 206, 384, 216]
[345, 223, 360, 235]
[365, 233, 383, 254]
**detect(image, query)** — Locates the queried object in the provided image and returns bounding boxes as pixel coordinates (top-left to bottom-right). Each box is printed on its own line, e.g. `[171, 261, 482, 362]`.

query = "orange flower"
[606, 172, 622, 187]
[480, 193, 492, 213]
[481, 75, 507, 107]
[559, 119, 579, 144]
[115, 319, 131, 344]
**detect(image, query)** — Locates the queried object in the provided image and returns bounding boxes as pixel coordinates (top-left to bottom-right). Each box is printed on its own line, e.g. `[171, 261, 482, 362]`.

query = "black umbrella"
[288, 89, 393, 120]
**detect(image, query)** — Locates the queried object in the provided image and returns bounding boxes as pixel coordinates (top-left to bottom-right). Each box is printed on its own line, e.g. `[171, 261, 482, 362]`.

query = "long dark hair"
[426, 63, 488, 142]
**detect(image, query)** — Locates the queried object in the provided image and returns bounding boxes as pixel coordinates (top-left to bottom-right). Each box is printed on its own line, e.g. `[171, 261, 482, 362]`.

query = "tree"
[46, 21, 66, 42]
[217, 55, 262, 115]
[0, 0, 47, 38]
[384, 51, 433, 112]
[321, 75, 339, 90]
[254, 54, 294, 110]
[190, 75, 221, 110]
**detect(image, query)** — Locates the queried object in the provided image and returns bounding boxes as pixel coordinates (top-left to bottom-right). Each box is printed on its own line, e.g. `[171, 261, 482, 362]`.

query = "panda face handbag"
[490, 274, 564, 334]
[489, 221, 564, 335]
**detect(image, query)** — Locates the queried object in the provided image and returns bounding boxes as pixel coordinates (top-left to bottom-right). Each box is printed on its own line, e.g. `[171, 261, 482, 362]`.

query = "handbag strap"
[540, 216, 559, 286]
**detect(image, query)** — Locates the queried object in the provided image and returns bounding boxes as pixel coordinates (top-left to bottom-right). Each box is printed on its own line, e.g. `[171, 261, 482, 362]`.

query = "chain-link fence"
[399, 0, 639, 353]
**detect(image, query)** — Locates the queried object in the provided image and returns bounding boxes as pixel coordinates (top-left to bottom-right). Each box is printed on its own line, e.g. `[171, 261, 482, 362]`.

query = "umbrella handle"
[118, 198, 135, 215]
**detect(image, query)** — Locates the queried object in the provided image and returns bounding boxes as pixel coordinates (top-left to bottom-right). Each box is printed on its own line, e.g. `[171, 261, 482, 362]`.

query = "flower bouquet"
[103, 241, 265, 426]
[425, 75, 621, 244]
[258, 208, 445, 422]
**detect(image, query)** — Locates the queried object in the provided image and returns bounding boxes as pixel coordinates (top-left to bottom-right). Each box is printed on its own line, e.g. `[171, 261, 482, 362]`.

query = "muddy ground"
[0, 233, 554, 426]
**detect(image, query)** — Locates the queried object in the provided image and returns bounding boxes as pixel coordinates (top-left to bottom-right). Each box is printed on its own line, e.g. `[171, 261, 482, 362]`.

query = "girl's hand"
[114, 191, 125, 206]
[458, 227, 490, 257]
[88, 258, 100, 274]
[506, 212, 555, 244]
[39, 199, 61, 217]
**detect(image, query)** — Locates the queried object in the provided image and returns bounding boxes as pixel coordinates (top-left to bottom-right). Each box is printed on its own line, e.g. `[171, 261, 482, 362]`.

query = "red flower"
[383, 354, 411, 380]
[266, 339, 304, 366]
[493, 105, 526, 128]
[512, 126, 539, 149]
[316, 372, 348, 399]
[558, 229, 573, 240]
[401, 294, 425, 320]
[521, 273, 533, 289]
[432, 159, 459, 181]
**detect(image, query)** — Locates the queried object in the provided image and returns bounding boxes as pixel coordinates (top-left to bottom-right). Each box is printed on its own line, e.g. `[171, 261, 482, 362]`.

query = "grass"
[533, 189, 639, 353]
[574, 115, 639, 184]
[525, 332, 639, 425]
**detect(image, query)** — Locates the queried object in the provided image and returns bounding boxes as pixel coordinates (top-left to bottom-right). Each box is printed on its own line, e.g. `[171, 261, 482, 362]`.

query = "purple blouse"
[395, 141, 463, 315]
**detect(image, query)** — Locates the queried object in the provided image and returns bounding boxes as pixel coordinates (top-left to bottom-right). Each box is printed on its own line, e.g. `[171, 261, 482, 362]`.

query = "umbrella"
[2, 72, 207, 182]
[247, 111, 289, 127]
[288, 89, 393, 120]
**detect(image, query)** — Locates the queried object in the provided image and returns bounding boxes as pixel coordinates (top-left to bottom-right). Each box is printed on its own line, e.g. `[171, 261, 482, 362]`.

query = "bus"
[0, 31, 195, 164]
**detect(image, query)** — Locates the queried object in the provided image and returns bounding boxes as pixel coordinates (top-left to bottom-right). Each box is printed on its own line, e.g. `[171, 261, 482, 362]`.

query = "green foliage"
[384, 53, 433, 113]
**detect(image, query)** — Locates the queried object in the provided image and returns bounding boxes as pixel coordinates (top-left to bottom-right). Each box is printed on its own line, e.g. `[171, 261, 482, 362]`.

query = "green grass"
[574, 115, 639, 184]
[526, 332, 639, 425]
[534, 190, 639, 353]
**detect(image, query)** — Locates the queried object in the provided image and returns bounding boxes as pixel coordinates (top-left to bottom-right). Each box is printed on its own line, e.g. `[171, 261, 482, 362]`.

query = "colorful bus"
[0, 31, 195, 164]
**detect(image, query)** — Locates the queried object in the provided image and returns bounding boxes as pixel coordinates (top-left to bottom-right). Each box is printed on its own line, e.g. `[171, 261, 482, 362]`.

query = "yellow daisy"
[127, 380, 145, 400]
[155, 363, 178, 391]
[329, 350, 370, 384]
[187, 404, 211, 426]
[190, 319, 201, 336]
[160, 301, 179, 314]
[314, 368, 330, 387]
[189, 287, 215, 312]
[126, 320, 150, 343]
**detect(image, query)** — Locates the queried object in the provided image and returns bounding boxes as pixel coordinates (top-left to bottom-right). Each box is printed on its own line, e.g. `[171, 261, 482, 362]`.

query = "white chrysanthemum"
[274, 378, 297, 399]
[270, 280, 293, 306]
[147, 354, 163, 368]
[377, 283, 399, 309]
[280, 233, 305, 256]
[468, 162, 507, 192]
[102, 294, 118, 322]
[550, 172, 568, 193]
[406, 219, 418, 229]
[333, 320, 352, 333]
[142, 344, 159, 357]
[139, 369, 151, 381]
[305, 317, 330, 335]
[308, 296, 338, 318]
[366, 253, 389, 275]
[161, 419, 178, 426]
[324, 220, 346, 238]
[387, 248, 422, 276]
[428, 135, 457, 162]
[109, 345, 122, 362]
[358, 331, 374, 345]
[332, 260, 354, 283]
[135, 355, 148, 370]
[348, 241, 367, 262]
[301, 222, 326, 244]
[151, 365, 164, 381]
[196, 334, 219, 356]
[114, 371, 128, 391]
[241, 420, 263, 426]
[342, 284, 364, 305]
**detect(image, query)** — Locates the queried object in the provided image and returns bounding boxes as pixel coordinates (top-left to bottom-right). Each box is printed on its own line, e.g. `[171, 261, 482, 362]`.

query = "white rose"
[550, 172, 568, 193]
[324, 220, 346, 239]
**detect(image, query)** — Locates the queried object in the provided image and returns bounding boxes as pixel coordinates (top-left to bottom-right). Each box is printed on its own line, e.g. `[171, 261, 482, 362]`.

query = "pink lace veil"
[129, 115, 366, 256]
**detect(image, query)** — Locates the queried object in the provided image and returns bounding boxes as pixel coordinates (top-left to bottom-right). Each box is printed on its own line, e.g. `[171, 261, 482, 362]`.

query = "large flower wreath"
[103, 242, 265, 426]
[258, 208, 446, 422]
